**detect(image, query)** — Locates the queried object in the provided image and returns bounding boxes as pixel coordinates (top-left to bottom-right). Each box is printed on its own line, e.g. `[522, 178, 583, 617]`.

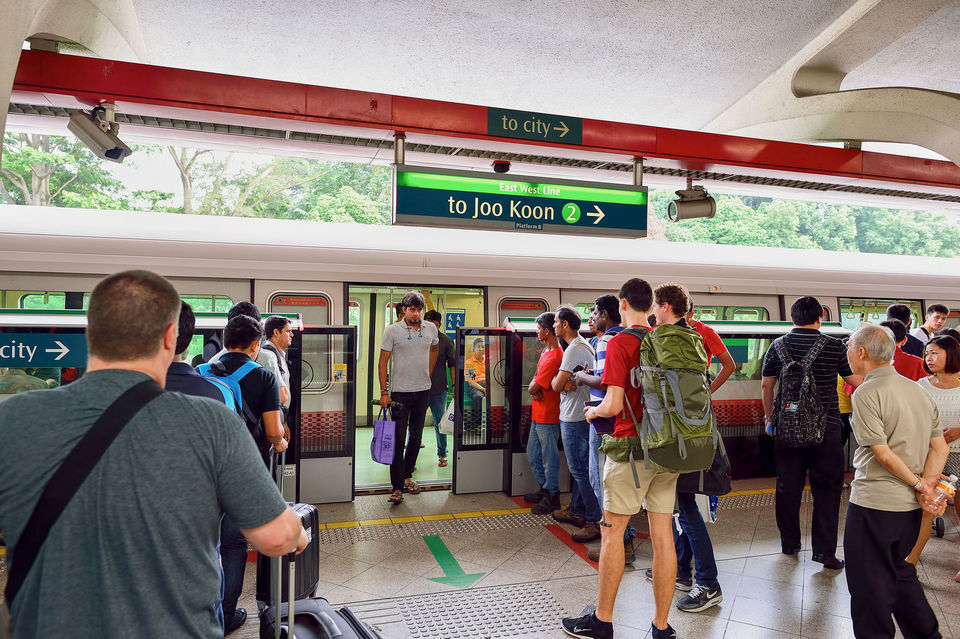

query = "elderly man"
[844, 324, 949, 639]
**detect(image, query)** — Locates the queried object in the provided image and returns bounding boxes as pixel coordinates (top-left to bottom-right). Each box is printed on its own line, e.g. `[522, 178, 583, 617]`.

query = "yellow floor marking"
[724, 486, 811, 497]
[452, 511, 484, 519]
[422, 514, 454, 521]
[481, 509, 514, 516]
[510, 507, 532, 514]
[391, 516, 424, 524]
[326, 521, 359, 529]
[316, 523, 327, 530]
[358, 518, 393, 526]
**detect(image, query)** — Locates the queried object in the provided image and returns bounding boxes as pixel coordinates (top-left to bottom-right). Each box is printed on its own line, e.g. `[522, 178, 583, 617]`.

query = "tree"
[0, 133, 130, 208]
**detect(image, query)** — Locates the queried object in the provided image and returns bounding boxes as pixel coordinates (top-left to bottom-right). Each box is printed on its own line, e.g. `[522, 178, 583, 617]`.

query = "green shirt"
[850, 366, 943, 512]
[0, 370, 288, 639]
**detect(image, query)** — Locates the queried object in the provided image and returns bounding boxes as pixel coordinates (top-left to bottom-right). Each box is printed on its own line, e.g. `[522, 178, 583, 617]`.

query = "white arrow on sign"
[587, 205, 605, 224]
[553, 121, 570, 137]
[45, 340, 70, 361]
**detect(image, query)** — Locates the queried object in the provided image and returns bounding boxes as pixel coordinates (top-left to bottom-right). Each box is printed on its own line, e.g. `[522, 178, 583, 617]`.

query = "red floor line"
[544, 523, 599, 570]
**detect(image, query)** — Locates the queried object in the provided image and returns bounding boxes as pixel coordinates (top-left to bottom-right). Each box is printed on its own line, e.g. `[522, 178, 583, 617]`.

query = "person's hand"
[379, 393, 391, 409]
[294, 527, 309, 555]
[943, 427, 960, 444]
[273, 438, 288, 453]
[563, 379, 577, 392]
[916, 490, 947, 516]
[584, 405, 595, 423]
[530, 389, 543, 401]
[283, 425, 291, 442]
[917, 475, 941, 502]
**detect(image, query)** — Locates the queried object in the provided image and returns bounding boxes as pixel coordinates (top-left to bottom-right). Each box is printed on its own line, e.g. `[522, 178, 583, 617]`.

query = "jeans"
[561, 419, 602, 522]
[674, 491, 719, 586]
[220, 513, 248, 619]
[527, 421, 560, 495]
[589, 424, 637, 541]
[428, 391, 448, 458]
[390, 390, 429, 491]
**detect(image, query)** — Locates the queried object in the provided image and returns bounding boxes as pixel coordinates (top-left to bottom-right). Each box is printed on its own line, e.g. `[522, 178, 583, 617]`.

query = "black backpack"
[771, 335, 829, 447]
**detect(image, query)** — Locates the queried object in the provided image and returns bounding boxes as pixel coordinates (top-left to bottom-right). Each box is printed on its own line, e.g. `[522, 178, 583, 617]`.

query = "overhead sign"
[488, 108, 582, 145]
[393, 166, 647, 238]
[0, 333, 87, 368]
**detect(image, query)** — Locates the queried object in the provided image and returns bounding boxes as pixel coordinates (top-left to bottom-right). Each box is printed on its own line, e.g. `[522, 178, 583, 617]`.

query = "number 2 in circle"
[562, 203, 581, 224]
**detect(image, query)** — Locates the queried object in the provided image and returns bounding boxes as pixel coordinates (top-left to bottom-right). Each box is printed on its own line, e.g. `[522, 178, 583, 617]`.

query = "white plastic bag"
[439, 398, 456, 435]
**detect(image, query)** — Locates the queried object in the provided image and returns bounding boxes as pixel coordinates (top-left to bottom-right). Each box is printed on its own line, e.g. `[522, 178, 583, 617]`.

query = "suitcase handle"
[317, 611, 343, 638]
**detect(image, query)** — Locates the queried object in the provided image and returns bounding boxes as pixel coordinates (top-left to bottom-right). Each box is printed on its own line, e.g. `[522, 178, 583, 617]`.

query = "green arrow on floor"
[423, 534, 486, 588]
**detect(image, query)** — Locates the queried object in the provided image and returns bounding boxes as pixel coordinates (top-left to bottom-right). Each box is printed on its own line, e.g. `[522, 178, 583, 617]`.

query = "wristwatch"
[912, 477, 923, 491]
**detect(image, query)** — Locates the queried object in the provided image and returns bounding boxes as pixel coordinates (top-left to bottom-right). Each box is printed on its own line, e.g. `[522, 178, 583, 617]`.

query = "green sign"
[488, 108, 582, 145]
[393, 165, 647, 238]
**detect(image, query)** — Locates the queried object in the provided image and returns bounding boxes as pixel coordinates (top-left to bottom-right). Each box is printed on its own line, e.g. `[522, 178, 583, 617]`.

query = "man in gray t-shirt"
[378, 291, 439, 503]
[843, 325, 948, 639]
[550, 305, 602, 543]
[0, 271, 307, 639]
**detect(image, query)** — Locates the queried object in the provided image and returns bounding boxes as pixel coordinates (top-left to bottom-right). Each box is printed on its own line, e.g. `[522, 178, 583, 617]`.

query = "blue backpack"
[197, 360, 261, 434]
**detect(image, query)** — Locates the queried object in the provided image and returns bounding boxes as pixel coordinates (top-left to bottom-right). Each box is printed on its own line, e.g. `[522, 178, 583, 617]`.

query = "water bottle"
[932, 474, 958, 506]
[708, 496, 719, 523]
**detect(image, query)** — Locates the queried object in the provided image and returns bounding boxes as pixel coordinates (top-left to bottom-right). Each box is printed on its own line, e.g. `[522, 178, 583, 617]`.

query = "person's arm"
[428, 344, 438, 379]
[585, 385, 624, 421]
[573, 370, 603, 390]
[378, 348, 391, 408]
[943, 427, 960, 444]
[710, 350, 735, 393]
[842, 374, 863, 389]
[552, 369, 573, 392]
[447, 365, 456, 388]
[263, 410, 285, 451]
[528, 377, 543, 400]
[761, 377, 776, 421]
[871, 437, 949, 513]
[241, 506, 307, 556]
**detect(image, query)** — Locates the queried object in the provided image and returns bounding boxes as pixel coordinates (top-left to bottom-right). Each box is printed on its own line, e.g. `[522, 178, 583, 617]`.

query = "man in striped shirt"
[572, 294, 638, 563]
[761, 296, 861, 570]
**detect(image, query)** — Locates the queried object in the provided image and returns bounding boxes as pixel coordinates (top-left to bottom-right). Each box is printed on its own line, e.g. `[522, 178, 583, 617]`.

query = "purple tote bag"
[371, 407, 396, 465]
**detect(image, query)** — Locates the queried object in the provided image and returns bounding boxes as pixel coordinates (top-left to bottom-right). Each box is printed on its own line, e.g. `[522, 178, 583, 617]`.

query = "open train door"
[292, 325, 357, 503]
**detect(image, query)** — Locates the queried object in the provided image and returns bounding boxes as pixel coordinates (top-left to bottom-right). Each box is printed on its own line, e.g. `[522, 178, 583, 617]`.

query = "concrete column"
[1, 0, 147, 165]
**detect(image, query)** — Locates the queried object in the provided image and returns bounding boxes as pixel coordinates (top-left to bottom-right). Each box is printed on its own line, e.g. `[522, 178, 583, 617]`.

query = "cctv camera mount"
[67, 102, 133, 163]
[673, 183, 711, 202]
[667, 179, 716, 222]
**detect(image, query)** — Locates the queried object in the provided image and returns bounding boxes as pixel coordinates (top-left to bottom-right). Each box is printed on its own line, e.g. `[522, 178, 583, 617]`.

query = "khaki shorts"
[602, 456, 678, 515]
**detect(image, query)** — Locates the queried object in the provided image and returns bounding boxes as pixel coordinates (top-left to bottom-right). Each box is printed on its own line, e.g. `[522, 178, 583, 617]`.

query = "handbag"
[370, 407, 397, 465]
[439, 398, 455, 435]
[676, 444, 732, 496]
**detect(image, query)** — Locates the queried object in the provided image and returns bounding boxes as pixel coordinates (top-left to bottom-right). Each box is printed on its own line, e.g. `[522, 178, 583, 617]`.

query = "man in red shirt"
[686, 303, 736, 393]
[561, 279, 678, 639]
[524, 312, 564, 515]
[880, 319, 926, 382]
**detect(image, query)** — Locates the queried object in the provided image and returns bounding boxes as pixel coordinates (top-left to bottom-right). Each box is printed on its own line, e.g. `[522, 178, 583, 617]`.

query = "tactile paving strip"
[319, 512, 550, 544]
[372, 582, 566, 639]
[718, 487, 846, 510]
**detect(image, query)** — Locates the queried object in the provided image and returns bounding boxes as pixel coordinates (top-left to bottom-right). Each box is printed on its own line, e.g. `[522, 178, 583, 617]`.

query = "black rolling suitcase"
[260, 595, 383, 639]
[256, 453, 321, 606]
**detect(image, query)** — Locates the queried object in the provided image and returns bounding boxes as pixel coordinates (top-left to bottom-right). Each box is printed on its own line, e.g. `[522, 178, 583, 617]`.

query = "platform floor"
[231, 483, 959, 638]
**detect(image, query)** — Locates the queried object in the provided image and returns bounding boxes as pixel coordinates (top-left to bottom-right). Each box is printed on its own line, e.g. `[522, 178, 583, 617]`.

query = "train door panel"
[255, 280, 344, 326]
[490, 287, 559, 326]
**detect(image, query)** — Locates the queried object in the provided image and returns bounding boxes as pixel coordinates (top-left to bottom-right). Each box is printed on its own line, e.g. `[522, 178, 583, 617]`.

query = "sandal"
[438, 457, 448, 467]
[403, 480, 421, 494]
[388, 490, 403, 504]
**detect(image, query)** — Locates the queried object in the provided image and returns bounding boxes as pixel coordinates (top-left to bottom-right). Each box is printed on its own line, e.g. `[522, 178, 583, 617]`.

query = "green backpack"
[622, 324, 717, 473]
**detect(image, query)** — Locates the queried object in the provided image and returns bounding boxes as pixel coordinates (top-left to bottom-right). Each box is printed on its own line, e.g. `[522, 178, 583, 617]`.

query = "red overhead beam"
[11, 50, 960, 190]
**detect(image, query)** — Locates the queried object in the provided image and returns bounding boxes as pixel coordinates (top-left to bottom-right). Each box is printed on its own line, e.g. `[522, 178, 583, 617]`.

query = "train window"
[498, 298, 547, 325]
[821, 306, 831, 321]
[18, 292, 90, 309]
[693, 306, 768, 322]
[182, 295, 233, 313]
[573, 303, 592, 321]
[838, 297, 921, 331]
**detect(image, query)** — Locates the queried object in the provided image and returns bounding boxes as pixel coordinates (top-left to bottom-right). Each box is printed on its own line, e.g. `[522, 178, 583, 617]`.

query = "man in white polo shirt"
[379, 291, 439, 504]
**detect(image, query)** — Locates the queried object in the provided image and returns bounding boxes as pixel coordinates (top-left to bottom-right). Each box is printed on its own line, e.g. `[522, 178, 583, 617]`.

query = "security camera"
[667, 184, 716, 222]
[492, 160, 510, 174]
[67, 104, 133, 163]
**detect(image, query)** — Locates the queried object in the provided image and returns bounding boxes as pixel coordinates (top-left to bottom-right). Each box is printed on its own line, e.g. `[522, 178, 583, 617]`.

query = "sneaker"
[676, 583, 723, 612]
[644, 567, 693, 592]
[586, 537, 635, 564]
[531, 492, 561, 515]
[552, 508, 587, 527]
[560, 612, 612, 639]
[523, 486, 547, 504]
[224, 608, 247, 635]
[571, 522, 602, 543]
[650, 622, 677, 639]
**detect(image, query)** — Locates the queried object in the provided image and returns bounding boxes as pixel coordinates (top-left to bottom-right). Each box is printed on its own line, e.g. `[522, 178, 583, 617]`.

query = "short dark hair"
[942, 328, 960, 346]
[886, 303, 912, 326]
[618, 278, 653, 313]
[555, 305, 582, 331]
[472, 338, 485, 349]
[264, 315, 290, 339]
[535, 312, 556, 335]
[922, 335, 960, 375]
[227, 301, 261, 322]
[790, 296, 823, 326]
[594, 294, 621, 325]
[879, 318, 907, 344]
[224, 315, 264, 349]
[927, 303, 949, 316]
[653, 283, 690, 317]
[424, 310, 442, 323]
[176, 301, 196, 355]
[87, 270, 180, 361]
[401, 291, 426, 310]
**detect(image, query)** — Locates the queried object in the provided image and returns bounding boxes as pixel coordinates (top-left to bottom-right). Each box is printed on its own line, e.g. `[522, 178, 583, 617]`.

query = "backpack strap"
[799, 335, 829, 367]
[198, 360, 262, 427]
[203, 376, 237, 409]
[773, 337, 793, 366]
[261, 341, 287, 377]
[5, 379, 163, 607]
